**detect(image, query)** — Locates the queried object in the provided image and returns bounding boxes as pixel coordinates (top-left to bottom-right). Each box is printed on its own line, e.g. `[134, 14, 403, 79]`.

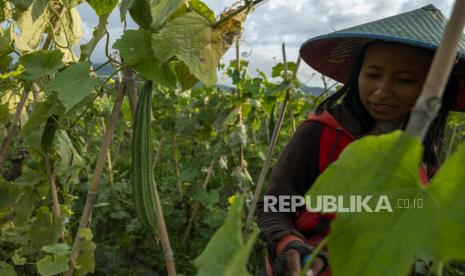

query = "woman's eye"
[398, 78, 417, 84]
[364, 72, 380, 79]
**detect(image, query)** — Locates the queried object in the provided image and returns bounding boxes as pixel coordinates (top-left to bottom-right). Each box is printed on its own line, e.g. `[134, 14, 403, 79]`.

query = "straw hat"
[299, 4, 465, 111]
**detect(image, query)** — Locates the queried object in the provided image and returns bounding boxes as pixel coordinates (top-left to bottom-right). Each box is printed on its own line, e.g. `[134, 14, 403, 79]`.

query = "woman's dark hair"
[315, 41, 458, 177]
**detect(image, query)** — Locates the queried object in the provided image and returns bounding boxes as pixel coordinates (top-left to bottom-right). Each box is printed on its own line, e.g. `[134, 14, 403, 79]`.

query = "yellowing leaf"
[14, 4, 47, 52]
[152, 10, 246, 87]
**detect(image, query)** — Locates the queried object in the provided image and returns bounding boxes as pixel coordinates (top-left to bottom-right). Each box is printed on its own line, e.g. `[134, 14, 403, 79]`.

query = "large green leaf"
[306, 131, 465, 276]
[113, 29, 177, 88]
[86, 0, 118, 16]
[44, 62, 100, 113]
[36, 255, 69, 276]
[15, 188, 36, 226]
[152, 11, 246, 87]
[194, 196, 257, 276]
[150, 0, 185, 31]
[19, 49, 64, 80]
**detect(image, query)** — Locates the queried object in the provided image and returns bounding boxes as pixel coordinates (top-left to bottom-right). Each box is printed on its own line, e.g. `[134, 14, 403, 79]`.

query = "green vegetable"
[131, 81, 157, 229]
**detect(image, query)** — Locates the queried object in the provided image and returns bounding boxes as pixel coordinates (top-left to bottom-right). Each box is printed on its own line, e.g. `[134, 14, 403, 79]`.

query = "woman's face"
[358, 42, 433, 122]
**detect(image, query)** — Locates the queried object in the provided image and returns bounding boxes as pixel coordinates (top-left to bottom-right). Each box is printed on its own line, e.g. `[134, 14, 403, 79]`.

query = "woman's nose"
[374, 77, 394, 96]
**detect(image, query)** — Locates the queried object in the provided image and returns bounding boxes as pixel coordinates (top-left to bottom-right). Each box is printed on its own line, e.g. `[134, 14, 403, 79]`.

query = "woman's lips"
[370, 102, 393, 113]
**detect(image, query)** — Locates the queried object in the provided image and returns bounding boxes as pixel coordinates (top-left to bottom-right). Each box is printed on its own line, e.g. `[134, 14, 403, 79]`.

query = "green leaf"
[23, 100, 54, 148]
[44, 62, 100, 113]
[152, 11, 245, 86]
[31, 0, 48, 22]
[86, 0, 118, 16]
[193, 188, 219, 207]
[271, 62, 295, 78]
[189, 0, 215, 24]
[41, 243, 71, 256]
[174, 61, 198, 91]
[29, 207, 63, 249]
[0, 261, 16, 276]
[0, 180, 22, 210]
[75, 239, 96, 276]
[194, 196, 256, 276]
[306, 131, 465, 276]
[152, 12, 217, 86]
[127, 0, 152, 30]
[15, 188, 36, 225]
[19, 49, 64, 80]
[11, 250, 27, 265]
[113, 29, 177, 88]
[0, 30, 14, 57]
[150, 0, 185, 31]
[0, 103, 10, 124]
[36, 255, 69, 276]
[14, 170, 44, 187]
[11, 0, 32, 11]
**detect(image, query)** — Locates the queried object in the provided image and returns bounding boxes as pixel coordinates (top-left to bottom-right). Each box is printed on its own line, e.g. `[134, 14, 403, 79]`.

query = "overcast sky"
[77, 0, 455, 87]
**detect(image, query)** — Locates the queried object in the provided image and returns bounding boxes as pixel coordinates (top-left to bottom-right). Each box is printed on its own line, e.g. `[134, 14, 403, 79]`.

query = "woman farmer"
[257, 4, 465, 276]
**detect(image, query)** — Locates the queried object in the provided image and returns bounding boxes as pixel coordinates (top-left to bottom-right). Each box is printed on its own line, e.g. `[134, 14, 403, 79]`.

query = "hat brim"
[300, 34, 465, 112]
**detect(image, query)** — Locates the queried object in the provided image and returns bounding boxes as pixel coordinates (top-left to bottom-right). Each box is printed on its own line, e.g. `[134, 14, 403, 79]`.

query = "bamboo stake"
[100, 117, 114, 186]
[245, 56, 302, 232]
[0, 90, 29, 171]
[406, 0, 465, 139]
[236, 40, 245, 169]
[151, 139, 176, 276]
[282, 43, 296, 134]
[172, 135, 183, 195]
[65, 79, 126, 276]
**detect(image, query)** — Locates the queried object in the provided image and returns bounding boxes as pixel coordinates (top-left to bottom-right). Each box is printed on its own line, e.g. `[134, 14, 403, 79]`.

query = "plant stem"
[0, 90, 29, 172]
[446, 124, 458, 160]
[65, 77, 126, 276]
[123, 65, 137, 117]
[43, 154, 64, 241]
[236, 40, 245, 169]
